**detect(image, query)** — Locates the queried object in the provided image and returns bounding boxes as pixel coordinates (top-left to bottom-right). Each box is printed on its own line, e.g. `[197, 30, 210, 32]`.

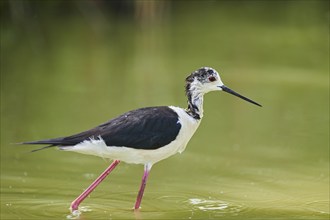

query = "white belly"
[61, 106, 201, 165]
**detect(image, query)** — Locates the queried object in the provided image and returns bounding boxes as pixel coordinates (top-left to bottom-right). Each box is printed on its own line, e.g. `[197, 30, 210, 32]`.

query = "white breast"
[168, 106, 201, 153]
[62, 106, 201, 165]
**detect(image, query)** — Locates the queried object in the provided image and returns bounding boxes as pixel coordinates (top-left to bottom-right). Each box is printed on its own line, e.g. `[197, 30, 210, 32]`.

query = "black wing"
[23, 106, 182, 150]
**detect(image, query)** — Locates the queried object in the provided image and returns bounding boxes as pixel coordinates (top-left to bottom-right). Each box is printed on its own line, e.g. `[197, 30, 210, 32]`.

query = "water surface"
[1, 1, 329, 219]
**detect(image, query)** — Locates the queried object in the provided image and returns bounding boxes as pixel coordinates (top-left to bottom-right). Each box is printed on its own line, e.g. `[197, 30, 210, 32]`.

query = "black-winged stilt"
[22, 67, 261, 212]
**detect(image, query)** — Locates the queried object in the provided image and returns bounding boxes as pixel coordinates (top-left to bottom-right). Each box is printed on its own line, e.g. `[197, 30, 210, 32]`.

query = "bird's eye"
[208, 76, 216, 82]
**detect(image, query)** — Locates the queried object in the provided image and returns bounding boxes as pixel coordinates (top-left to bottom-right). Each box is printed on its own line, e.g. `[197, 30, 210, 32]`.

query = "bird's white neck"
[187, 92, 204, 119]
[185, 81, 205, 120]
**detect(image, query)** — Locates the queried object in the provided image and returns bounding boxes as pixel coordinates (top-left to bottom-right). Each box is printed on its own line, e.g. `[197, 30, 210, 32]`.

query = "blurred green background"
[1, 0, 329, 219]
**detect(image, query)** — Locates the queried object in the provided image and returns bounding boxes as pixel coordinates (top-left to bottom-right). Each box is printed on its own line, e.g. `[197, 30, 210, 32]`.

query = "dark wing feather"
[23, 106, 182, 150]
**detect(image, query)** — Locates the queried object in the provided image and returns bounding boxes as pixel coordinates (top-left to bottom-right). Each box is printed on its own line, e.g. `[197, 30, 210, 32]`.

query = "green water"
[1, 1, 329, 219]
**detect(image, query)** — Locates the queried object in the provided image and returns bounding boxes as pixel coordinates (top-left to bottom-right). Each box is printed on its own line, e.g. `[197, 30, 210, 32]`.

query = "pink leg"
[70, 160, 120, 212]
[134, 163, 152, 210]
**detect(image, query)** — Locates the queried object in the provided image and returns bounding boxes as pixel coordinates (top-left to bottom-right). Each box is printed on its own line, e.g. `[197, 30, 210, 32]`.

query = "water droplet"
[67, 210, 81, 219]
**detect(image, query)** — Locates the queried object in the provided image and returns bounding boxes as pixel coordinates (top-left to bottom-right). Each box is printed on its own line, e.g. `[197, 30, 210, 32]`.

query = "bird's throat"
[186, 91, 204, 120]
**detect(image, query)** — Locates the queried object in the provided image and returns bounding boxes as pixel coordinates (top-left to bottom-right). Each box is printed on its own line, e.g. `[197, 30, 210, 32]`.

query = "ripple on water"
[66, 206, 92, 219]
[189, 198, 229, 210]
[3, 198, 70, 219]
[187, 197, 247, 217]
[304, 200, 330, 215]
[151, 191, 249, 218]
[4, 189, 250, 219]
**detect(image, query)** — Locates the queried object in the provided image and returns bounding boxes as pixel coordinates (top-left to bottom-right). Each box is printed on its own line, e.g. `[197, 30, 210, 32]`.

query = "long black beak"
[220, 85, 262, 107]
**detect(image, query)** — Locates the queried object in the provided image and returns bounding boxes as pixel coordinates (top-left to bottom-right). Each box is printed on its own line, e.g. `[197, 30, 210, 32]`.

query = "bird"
[22, 67, 261, 213]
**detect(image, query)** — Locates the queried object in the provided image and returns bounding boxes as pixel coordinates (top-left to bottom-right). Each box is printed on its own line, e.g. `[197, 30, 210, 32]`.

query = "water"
[1, 1, 329, 219]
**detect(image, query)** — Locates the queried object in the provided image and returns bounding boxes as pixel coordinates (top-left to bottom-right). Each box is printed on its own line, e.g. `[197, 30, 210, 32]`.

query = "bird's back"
[24, 106, 182, 150]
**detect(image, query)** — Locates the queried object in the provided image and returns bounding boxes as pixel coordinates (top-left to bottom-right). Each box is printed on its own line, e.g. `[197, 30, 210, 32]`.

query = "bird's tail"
[20, 137, 65, 152]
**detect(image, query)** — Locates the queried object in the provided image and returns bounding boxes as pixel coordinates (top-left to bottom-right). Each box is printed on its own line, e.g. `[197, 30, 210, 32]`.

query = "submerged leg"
[134, 163, 152, 210]
[70, 160, 120, 212]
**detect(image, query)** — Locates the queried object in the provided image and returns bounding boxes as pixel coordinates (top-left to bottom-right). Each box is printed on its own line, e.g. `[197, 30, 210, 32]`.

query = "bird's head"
[185, 67, 262, 107]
